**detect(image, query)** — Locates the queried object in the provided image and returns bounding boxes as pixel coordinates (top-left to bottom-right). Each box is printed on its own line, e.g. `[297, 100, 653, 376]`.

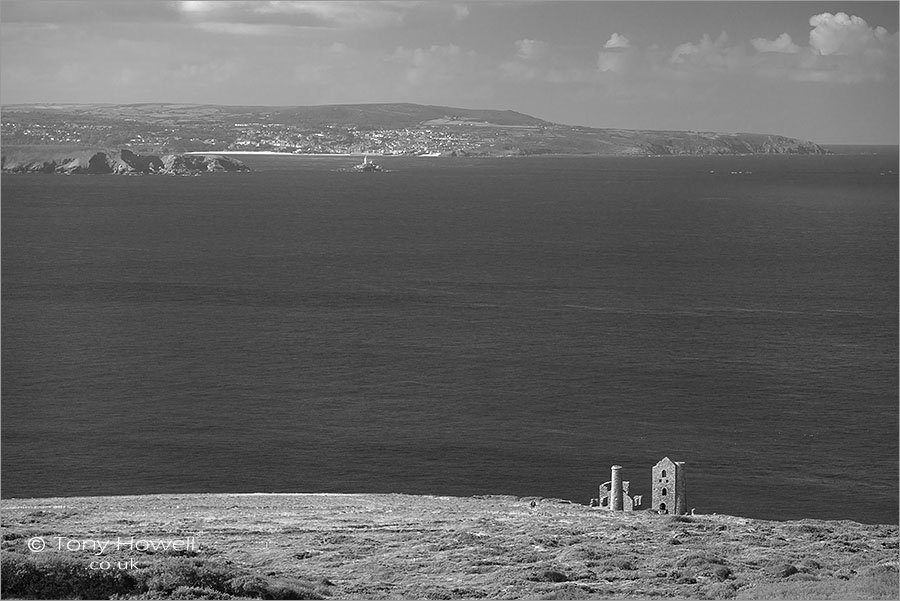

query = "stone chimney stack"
[610, 465, 623, 511]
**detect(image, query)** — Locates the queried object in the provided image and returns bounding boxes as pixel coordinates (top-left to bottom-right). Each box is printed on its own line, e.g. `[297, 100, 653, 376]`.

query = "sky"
[1, 1, 897, 144]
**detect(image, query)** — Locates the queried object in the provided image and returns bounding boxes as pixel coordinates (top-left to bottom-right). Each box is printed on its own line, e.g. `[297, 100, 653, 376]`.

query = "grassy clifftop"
[1, 493, 896, 599]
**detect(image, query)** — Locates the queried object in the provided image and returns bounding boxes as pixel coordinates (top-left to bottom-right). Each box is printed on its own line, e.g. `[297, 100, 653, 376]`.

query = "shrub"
[714, 565, 733, 581]
[167, 586, 235, 599]
[0, 552, 323, 600]
[539, 584, 595, 599]
[775, 564, 799, 579]
[602, 556, 636, 571]
[227, 574, 321, 600]
[701, 581, 739, 600]
[135, 558, 235, 595]
[669, 515, 695, 523]
[1, 552, 137, 599]
[677, 553, 726, 568]
[135, 558, 324, 599]
[531, 570, 568, 583]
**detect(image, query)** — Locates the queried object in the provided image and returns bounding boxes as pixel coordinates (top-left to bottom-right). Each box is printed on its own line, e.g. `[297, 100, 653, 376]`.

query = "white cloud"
[175, 1, 468, 31]
[809, 12, 889, 56]
[598, 38, 636, 74]
[176, 1, 420, 30]
[597, 51, 626, 73]
[751, 33, 799, 54]
[177, 1, 218, 13]
[253, 2, 406, 29]
[668, 32, 745, 76]
[453, 4, 470, 22]
[515, 39, 548, 60]
[500, 12, 897, 88]
[758, 12, 899, 83]
[604, 33, 630, 49]
[193, 22, 293, 36]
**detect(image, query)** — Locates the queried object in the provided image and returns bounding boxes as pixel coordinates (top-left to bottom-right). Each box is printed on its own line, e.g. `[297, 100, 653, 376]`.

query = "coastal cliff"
[1, 493, 895, 600]
[0, 149, 250, 175]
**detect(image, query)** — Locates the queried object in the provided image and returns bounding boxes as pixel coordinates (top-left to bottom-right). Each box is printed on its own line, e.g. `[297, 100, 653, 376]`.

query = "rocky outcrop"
[120, 148, 164, 173]
[158, 153, 251, 174]
[632, 133, 827, 156]
[1, 149, 250, 175]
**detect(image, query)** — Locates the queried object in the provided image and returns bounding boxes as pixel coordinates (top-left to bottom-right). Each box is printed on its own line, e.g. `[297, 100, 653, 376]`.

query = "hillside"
[1, 493, 896, 600]
[1, 103, 828, 157]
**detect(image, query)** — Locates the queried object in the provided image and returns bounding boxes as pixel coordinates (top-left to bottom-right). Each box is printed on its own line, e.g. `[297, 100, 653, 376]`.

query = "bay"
[2, 151, 897, 523]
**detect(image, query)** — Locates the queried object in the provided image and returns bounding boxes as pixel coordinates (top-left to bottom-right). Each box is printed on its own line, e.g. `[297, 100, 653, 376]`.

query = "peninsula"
[1, 102, 828, 161]
[1, 493, 895, 600]
[0, 148, 250, 175]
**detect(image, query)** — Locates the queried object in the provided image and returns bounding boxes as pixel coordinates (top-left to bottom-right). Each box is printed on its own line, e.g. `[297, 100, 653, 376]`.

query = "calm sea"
[2, 151, 897, 524]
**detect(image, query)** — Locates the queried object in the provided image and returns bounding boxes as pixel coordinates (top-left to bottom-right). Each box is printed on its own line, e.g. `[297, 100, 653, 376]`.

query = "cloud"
[597, 51, 628, 74]
[604, 33, 631, 49]
[290, 42, 361, 85]
[597, 34, 635, 74]
[809, 12, 890, 56]
[1, 0, 179, 23]
[176, 1, 401, 29]
[453, 4, 470, 22]
[658, 14, 897, 85]
[751, 12, 899, 83]
[177, 1, 216, 13]
[663, 32, 749, 83]
[515, 39, 548, 61]
[193, 22, 294, 36]
[751, 33, 799, 54]
[500, 39, 598, 84]
[393, 44, 480, 87]
[174, 1, 468, 32]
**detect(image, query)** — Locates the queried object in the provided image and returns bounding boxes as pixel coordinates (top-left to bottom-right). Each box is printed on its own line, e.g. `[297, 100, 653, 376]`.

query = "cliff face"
[0, 149, 250, 175]
[626, 132, 827, 156]
[495, 129, 829, 157]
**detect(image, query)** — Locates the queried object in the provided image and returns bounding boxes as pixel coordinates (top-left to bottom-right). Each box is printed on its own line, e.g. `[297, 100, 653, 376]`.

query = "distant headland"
[1, 102, 828, 161]
[0, 148, 250, 175]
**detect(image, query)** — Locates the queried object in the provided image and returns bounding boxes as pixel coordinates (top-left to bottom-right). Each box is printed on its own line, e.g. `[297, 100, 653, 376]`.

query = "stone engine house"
[651, 457, 686, 515]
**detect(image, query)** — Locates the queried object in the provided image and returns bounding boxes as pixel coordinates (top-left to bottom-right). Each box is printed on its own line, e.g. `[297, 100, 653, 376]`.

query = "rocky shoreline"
[0, 149, 250, 175]
[1, 493, 896, 599]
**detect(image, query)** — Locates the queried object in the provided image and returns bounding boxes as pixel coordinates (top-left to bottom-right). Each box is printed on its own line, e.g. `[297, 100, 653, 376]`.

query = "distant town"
[0, 103, 829, 157]
[0, 119, 503, 156]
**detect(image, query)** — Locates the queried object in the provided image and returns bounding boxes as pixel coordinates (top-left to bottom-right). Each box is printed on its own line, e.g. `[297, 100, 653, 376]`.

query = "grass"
[1, 493, 896, 599]
[736, 570, 898, 600]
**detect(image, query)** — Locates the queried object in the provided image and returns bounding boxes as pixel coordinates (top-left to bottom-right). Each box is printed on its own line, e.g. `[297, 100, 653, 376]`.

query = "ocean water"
[2, 151, 897, 524]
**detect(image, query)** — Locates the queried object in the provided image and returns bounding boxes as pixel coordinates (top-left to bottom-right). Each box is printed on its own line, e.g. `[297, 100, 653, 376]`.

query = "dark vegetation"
[0, 552, 327, 599]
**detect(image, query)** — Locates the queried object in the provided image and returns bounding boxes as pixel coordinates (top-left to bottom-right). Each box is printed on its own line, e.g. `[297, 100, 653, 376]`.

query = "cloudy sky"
[1, 1, 897, 143]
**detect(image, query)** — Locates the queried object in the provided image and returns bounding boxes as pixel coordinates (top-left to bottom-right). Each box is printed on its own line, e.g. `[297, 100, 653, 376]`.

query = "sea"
[2, 149, 897, 524]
